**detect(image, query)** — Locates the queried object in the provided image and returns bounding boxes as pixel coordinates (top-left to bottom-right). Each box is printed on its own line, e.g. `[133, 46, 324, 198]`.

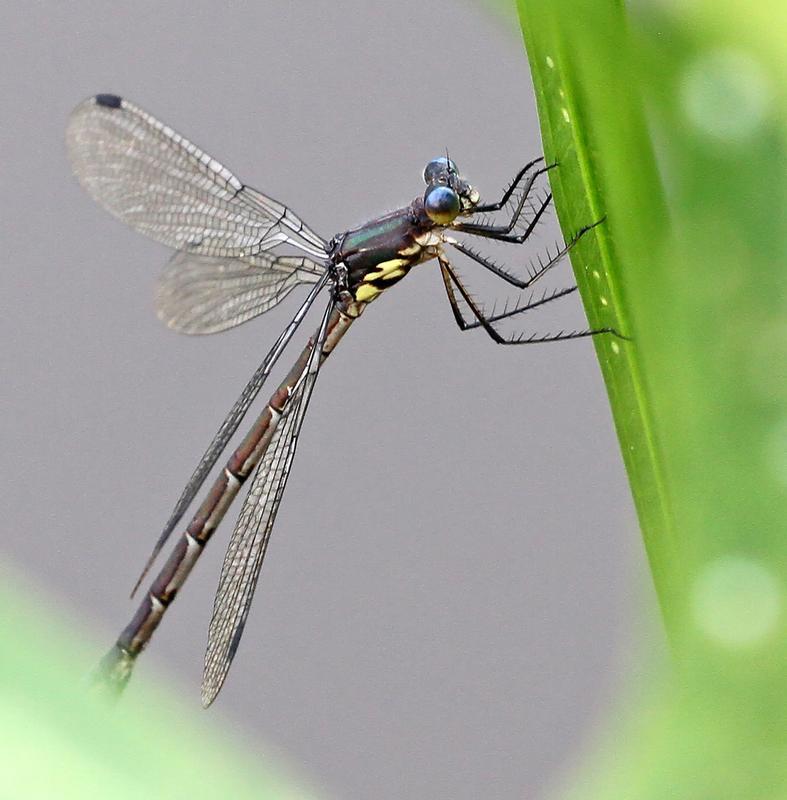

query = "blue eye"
[423, 156, 458, 184]
[424, 185, 460, 224]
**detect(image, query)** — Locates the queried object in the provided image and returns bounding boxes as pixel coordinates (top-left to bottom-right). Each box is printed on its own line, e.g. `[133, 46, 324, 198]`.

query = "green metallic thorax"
[333, 200, 438, 303]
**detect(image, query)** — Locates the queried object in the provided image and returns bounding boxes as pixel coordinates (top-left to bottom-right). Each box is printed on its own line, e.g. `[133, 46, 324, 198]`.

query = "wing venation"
[66, 95, 328, 259]
[156, 251, 324, 335]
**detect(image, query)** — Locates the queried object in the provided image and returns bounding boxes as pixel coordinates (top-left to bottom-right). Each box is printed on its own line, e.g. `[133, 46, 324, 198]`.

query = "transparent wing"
[66, 94, 328, 259]
[201, 299, 333, 706]
[129, 274, 330, 597]
[156, 250, 324, 335]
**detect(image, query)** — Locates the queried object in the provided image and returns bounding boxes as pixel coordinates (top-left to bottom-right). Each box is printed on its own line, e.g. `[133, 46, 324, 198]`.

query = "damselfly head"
[424, 184, 460, 224]
[422, 156, 480, 222]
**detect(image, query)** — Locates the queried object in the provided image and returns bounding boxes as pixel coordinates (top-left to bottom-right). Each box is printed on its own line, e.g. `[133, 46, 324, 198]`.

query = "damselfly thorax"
[67, 93, 619, 705]
[333, 199, 446, 303]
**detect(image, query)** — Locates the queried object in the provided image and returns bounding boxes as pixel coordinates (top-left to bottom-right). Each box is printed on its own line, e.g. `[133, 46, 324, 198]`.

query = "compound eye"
[424, 185, 460, 224]
[423, 156, 458, 184]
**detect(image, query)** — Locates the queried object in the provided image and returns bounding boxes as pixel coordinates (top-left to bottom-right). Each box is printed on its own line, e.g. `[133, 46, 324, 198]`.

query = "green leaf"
[517, 1, 680, 624]
[516, 0, 787, 797]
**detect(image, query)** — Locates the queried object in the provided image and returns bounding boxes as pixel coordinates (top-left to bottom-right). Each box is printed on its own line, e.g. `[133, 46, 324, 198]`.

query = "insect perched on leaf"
[67, 93, 616, 706]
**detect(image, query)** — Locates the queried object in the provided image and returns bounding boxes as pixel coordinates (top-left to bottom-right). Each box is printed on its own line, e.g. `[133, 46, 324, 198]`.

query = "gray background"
[2, 2, 658, 798]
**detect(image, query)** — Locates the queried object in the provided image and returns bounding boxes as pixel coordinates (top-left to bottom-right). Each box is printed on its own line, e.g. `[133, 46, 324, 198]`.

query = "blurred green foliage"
[0, 571, 313, 799]
[517, 0, 787, 796]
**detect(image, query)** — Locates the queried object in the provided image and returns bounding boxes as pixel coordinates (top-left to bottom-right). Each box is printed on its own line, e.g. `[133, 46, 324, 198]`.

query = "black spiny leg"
[454, 190, 553, 244]
[457, 166, 555, 241]
[462, 285, 580, 329]
[438, 253, 620, 345]
[447, 218, 604, 291]
[472, 157, 544, 213]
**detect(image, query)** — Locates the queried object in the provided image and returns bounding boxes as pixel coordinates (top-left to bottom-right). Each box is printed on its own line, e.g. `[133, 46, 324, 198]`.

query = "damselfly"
[67, 93, 617, 706]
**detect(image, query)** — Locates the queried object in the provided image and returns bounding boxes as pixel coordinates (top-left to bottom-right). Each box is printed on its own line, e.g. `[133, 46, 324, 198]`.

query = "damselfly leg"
[438, 254, 618, 345]
[455, 164, 555, 237]
[447, 219, 605, 291]
[441, 159, 621, 342]
[471, 157, 544, 213]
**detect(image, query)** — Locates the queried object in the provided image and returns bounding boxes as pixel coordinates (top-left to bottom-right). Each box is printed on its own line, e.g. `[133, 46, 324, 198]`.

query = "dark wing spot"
[95, 93, 122, 109]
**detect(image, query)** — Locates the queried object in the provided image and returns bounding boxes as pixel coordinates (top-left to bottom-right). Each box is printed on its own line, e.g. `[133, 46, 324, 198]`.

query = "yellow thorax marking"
[362, 258, 410, 282]
[355, 283, 382, 302]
